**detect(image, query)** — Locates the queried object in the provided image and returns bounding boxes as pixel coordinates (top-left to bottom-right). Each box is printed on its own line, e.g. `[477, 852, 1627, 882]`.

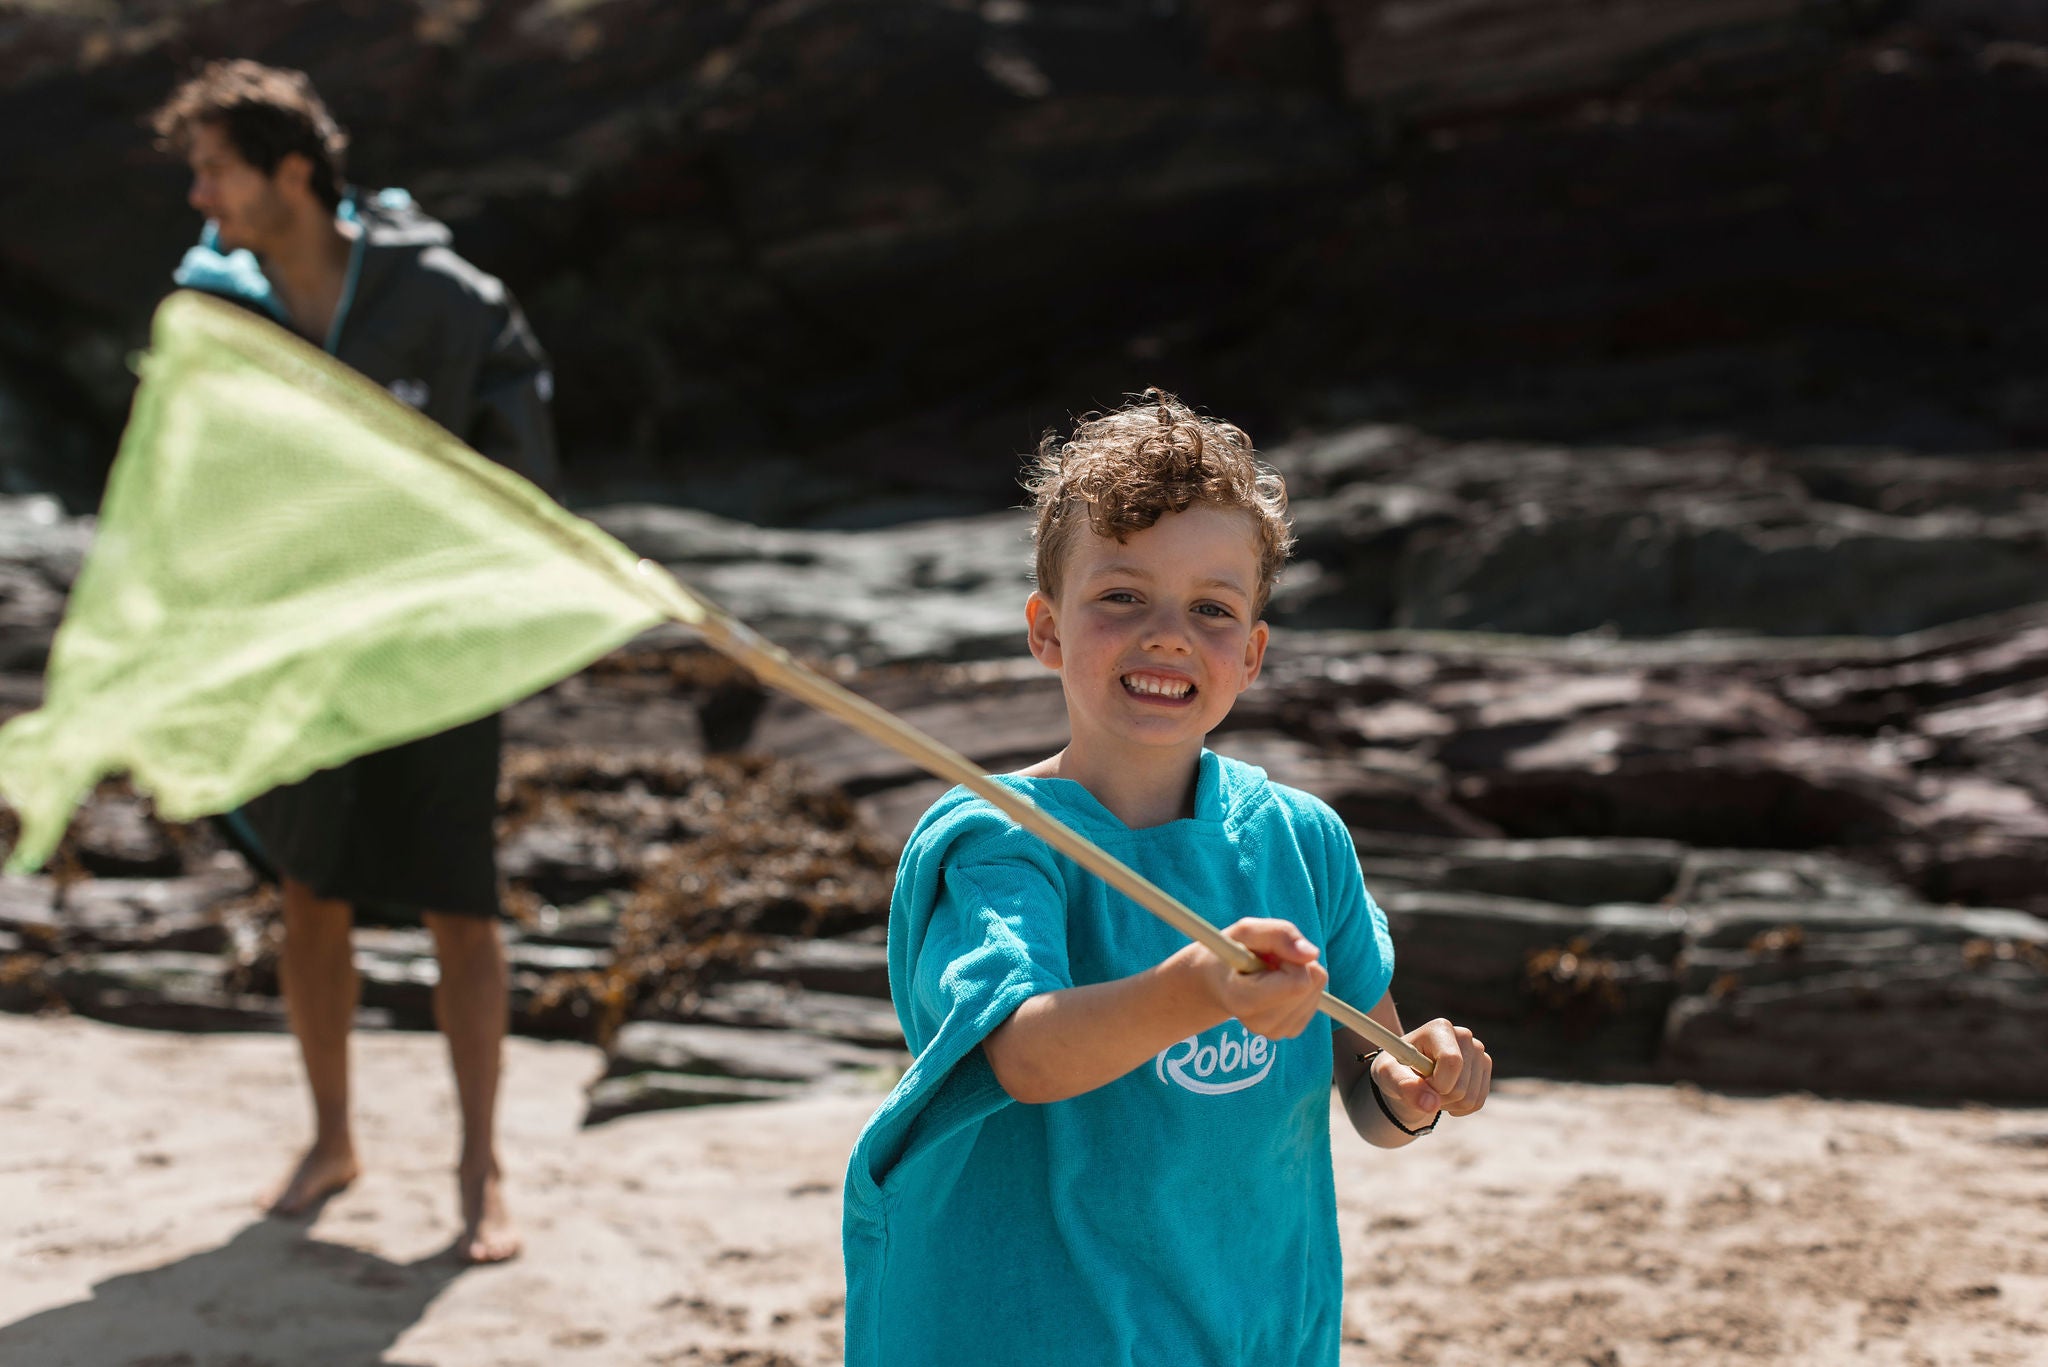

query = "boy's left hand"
[1371, 1018, 1492, 1128]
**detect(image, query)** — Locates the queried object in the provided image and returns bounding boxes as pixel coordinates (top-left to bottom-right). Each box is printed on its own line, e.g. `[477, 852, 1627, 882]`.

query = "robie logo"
[1154, 1024, 1276, 1096]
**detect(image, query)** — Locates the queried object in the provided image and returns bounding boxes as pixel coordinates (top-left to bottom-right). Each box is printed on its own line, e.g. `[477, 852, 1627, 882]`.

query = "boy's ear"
[1025, 591, 1062, 670]
[1241, 619, 1270, 686]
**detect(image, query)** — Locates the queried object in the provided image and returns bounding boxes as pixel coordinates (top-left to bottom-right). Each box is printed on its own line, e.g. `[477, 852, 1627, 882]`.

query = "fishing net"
[0, 291, 673, 871]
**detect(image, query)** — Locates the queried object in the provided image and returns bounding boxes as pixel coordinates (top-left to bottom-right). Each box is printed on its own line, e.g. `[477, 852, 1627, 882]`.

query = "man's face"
[185, 122, 293, 254]
[1026, 503, 1271, 765]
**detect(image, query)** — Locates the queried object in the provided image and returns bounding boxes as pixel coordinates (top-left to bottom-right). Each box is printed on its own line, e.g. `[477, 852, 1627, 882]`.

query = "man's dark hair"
[151, 59, 349, 212]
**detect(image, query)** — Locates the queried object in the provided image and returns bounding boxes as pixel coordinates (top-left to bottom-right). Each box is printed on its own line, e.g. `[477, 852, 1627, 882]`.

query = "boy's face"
[1026, 503, 1270, 762]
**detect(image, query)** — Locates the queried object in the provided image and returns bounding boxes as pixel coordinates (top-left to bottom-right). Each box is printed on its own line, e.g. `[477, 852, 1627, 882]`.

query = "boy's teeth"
[1124, 674, 1191, 698]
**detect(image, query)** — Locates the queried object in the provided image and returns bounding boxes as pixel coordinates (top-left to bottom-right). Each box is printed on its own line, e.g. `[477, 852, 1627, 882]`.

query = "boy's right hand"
[1175, 918, 1329, 1041]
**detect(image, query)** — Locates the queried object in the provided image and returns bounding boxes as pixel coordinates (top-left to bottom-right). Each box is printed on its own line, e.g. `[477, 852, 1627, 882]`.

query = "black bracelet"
[1358, 1049, 1441, 1137]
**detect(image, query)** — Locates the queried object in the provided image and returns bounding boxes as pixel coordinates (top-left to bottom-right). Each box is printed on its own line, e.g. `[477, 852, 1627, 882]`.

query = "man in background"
[151, 59, 559, 1264]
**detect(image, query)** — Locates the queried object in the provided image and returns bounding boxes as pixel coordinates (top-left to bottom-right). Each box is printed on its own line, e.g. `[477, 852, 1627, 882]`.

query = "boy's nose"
[1140, 611, 1193, 653]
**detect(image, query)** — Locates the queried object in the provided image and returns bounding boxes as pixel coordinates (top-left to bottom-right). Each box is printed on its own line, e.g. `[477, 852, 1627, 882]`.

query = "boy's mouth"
[1121, 671, 1196, 702]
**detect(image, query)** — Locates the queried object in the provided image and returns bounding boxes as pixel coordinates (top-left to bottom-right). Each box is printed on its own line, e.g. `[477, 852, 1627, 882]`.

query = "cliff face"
[4, 0, 2047, 517]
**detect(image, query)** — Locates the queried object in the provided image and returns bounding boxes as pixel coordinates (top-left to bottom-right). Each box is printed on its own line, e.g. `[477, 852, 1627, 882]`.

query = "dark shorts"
[224, 714, 502, 921]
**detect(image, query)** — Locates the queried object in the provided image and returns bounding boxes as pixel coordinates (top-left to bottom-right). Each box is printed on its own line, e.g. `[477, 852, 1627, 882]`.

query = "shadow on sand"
[0, 1216, 467, 1367]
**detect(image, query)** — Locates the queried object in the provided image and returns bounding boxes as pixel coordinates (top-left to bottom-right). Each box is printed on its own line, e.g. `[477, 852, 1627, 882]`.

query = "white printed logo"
[388, 378, 430, 409]
[1154, 1025, 1276, 1096]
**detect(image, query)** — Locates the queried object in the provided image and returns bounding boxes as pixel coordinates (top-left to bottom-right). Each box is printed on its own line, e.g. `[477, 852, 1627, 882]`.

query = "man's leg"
[423, 911, 520, 1264]
[268, 877, 361, 1215]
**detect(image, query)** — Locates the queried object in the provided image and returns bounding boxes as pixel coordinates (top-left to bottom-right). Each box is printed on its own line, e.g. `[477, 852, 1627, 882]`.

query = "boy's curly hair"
[151, 59, 350, 212]
[1025, 389, 1292, 614]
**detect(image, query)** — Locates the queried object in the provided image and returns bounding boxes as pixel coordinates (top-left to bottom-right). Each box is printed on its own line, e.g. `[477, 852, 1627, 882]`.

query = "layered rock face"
[4, 1, 2044, 1109]
[0, 421, 2042, 1110]
[4, 1, 2048, 515]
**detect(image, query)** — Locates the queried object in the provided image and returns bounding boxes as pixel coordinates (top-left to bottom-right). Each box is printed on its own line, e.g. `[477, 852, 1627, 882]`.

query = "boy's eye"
[1102, 590, 1140, 604]
[1193, 603, 1234, 619]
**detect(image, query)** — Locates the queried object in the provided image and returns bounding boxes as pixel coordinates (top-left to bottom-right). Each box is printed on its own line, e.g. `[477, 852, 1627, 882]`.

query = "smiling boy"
[842, 392, 1491, 1365]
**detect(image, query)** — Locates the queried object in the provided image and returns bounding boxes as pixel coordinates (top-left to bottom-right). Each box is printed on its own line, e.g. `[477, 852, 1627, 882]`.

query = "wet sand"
[2, 1013, 2044, 1365]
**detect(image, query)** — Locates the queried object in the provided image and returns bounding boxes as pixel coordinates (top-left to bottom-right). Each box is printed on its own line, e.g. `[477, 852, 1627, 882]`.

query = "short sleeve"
[906, 862, 1072, 1052]
[847, 835, 1070, 1211]
[1312, 809, 1395, 1022]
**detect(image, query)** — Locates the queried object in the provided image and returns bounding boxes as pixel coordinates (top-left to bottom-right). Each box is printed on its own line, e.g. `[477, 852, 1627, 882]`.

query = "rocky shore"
[1, 424, 2044, 1114]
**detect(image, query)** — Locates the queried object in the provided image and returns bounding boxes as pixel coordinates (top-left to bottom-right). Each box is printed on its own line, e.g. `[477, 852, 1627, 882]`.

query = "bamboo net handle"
[633, 561, 1433, 1076]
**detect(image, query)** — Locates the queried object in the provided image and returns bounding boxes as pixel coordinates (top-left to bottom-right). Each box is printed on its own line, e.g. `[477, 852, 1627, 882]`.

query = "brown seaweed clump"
[0, 951, 59, 1014]
[1961, 937, 2048, 972]
[508, 748, 895, 1043]
[1525, 937, 1627, 1033]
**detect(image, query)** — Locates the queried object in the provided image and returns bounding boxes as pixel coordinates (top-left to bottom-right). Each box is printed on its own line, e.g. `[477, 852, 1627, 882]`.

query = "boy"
[843, 391, 1492, 1364]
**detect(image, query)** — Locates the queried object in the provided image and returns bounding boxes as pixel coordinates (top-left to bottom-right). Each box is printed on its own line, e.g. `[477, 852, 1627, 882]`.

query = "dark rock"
[747, 664, 1067, 792]
[504, 668, 707, 754]
[1266, 434, 2048, 638]
[0, 496, 92, 590]
[0, 874, 58, 942]
[591, 507, 1035, 665]
[857, 777, 958, 851]
[498, 820, 632, 904]
[56, 872, 251, 953]
[342, 927, 609, 1033]
[48, 950, 307, 1031]
[605, 1019, 901, 1083]
[750, 938, 892, 999]
[350, 929, 440, 1030]
[584, 1072, 808, 1126]
[1681, 903, 2047, 957]
[0, 950, 54, 1013]
[1452, 749, 1916, 851]
[1671, 850, 1919, 908]
[14, 2, 2048, 517]
[1352, 833, 1686, 908]
[1662, 961, 2048, 1101]
[678, 981, 905, 1049]
[515, 895, 624, 949]
[1663, 904, 2048, 1097]
[1212, 731, 1499, 837]
[1379, 891, 1684, 1074]
[505, 940, 611, 976]
[68, 792, 183, 878]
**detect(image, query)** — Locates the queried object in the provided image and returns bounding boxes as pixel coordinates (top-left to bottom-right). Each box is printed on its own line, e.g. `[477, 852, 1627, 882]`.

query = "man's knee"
[424, 911, 502, 958]
[281, 877, 353, 931]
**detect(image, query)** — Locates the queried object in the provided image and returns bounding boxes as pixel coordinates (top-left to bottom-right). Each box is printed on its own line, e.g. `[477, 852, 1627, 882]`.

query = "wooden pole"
[633, 561, 1434, 1076]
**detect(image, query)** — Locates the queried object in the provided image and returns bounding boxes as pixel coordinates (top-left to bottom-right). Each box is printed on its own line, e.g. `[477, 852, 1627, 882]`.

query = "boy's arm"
[983, 918, 1329, 1105]
[1333, 993, 1493, 1149]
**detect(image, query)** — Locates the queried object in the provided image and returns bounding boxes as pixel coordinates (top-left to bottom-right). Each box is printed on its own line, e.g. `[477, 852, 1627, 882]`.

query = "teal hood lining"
[170, 188, 416, 347]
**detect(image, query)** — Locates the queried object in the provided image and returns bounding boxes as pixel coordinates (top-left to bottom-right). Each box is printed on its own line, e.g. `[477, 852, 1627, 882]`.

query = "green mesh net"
[0, 290, 682, 871]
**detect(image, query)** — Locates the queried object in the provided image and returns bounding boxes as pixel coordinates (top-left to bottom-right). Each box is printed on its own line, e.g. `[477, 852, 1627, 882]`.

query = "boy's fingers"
[1249, 993, 1322, 1041]
[1408, 1019, 1492, 1108]
[1231, 956, 1329, 1039]
[1445, 1040, 1494, 1116]
[1381, 1064, 1441, 1115]
[1226, 918, 1321, 967]
[1239, 959, 1312, 997]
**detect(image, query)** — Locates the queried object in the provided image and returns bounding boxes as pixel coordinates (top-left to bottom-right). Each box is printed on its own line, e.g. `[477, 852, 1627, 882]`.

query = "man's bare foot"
[263, 1142, 360, 1217]
[456, 1162, 520, 1264]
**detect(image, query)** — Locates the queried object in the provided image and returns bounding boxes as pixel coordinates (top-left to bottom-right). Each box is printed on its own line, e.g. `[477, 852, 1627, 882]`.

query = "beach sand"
[2, 1013, 2044, 1366]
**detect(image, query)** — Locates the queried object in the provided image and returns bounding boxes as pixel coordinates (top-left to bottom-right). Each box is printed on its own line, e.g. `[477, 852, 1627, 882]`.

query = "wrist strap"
[1360, 1049, 1441, 1136]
